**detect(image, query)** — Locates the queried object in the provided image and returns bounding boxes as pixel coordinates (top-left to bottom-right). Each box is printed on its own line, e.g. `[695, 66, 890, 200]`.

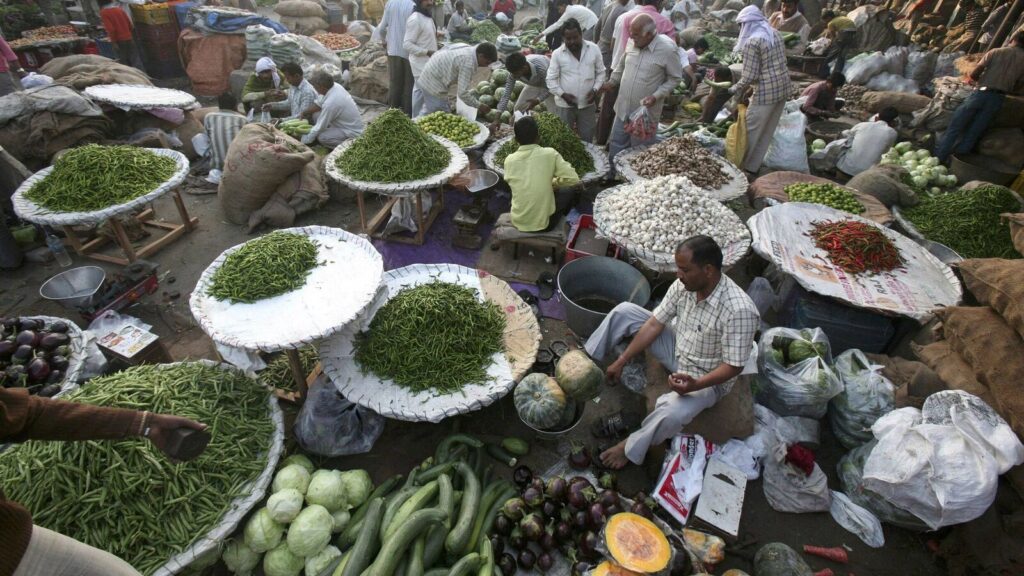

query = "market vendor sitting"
[447, 0, 473, 41]
[302, 70, 365, 147]
[505, 116, 581, 232]
[1, 387, 208, 575]
[242, 57, 289, 113]
[768, 0, 811, 55]
[262, 62, 319, 121]
[679, 37, 709, 91]
[585, 236, 759, 469]
[800, 72, 845, 122]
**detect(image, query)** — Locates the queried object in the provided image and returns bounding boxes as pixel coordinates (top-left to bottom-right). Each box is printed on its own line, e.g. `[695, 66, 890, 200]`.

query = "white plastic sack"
[934, 51, 965, 79]
[905, 49, 937, 86]
[763, 99, 809, 173]
[829, 490, 885, 548]
[865, 72, 919, 94]
[755, 326, 843, 418]
[808, 37, 830, 56]
[746, 404, 820, 463]
[19, 72, 53, 89]
[837, 440, 930, 531]
[882, 46, 908, 76]
[828, 349, 894, 449]
[862, 391, 1024, 530]
[762, 440, 831, 513]
[384, 192, 433, 234]
[294, 376, 385, 456]
[845, 52, 887, 85]
[711, 439, 759, 480]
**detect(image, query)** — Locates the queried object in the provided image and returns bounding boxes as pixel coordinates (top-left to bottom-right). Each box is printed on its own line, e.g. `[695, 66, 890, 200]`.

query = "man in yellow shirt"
[504, 116, 581, 232]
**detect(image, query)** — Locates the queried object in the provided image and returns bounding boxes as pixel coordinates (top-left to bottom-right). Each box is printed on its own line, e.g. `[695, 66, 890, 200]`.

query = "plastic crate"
[566, 214, 621, 263]
[780, 284, 897, 354]
[131, 3, 172, 26]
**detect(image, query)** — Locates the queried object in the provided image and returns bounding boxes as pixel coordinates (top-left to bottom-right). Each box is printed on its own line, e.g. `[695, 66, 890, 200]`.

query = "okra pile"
[335, 109, 451, 183]
[354, 282, 506, 393]
[494, 112, 593, 176]
[901, 185, 1021, 259]
[0, 363, 276, 576]
[25, 144, 178, 212]
[208, 231, 321, 304]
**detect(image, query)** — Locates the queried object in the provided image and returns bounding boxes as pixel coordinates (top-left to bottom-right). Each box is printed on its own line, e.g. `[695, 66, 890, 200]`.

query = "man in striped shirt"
[418, 43, 499, 115]
[492, 52, 553, 118]
[204, 93, 247, 175]
[263, 62, 319, 121]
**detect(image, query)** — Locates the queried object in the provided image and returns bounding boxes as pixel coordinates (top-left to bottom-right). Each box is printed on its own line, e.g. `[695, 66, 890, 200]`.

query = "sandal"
[590, 411, 640, 440]
[536, 271, 556, 300]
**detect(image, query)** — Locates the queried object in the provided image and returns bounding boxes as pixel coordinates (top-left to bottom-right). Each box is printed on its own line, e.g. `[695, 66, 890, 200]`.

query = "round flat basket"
[593, 182, 751, 273]
[324, 134, 469, 196]
[14, 315, 89, 398]
[84, 84, 197, 110]
[319, 263, 541, 423]
[892, 189, 1022, 244]
[11, 148, 189, 227]
[190, 226, 383, 353]
[483, 136, 609, 184]
[614, 146, 748, 202]
[415, 118, 490, 152]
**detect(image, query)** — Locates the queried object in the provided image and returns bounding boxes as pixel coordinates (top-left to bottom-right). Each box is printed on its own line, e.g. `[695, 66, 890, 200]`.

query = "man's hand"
[668, 373, 698, 395]
[525, 98, 541, 110]
[641, 95, 656, 107]
[599, 81, 615, 93]
[586, 89, 597, 104]
[147, 414, 208, 460]
[301, 133, 316, 145]
[261, 103, 272, 111]
[605, 357, 625, 384]
[562, 93, 578, 106]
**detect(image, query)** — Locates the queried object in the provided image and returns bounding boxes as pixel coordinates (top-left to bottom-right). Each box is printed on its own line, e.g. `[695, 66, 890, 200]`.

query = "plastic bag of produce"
[755, 327, 842, 419]
[294, 376, 385, 457]
[762, 99, 809, 173]
[624, 105, 657, 141]
[905, 49, 936, 87]
[828, 349, 894, 449]
[762, 440, 831, 513]
[828, 490, 884, 548]
[837, 440, 930, 530]
[845, 52, 887, 85]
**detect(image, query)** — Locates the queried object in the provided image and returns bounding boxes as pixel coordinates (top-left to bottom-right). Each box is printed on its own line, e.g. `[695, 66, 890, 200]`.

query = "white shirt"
[611, 34, 683, 121]
[610, 10, 629, 70]
[546, 40, 606, 109]
[837, 121, 898, 176]
[417, 44, 481, 106]
[679, 47, 698, 70]
[403, 11, 438, 77]
[447, 10, 470, 33]
[378, 0, 415, 58]
[541, 4, 600, 36]
[306, 83, 365, 146]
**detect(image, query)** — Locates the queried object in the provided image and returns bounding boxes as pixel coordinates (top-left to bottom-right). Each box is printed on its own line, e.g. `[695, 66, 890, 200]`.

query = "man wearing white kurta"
[404, 0, 439, 116]
[302, 71, 366, 147]
[585, 236, 760, 469]
[379, 0, 416, 114]
[546, 18, 605, 142]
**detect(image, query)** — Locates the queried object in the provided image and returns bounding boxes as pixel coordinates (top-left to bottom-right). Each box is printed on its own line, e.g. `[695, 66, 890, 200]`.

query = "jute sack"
[276, 0, 327, 18]
[846, 164, 919, 207]
[280, 15, 329, 34]
[860, 91, 931, 114]
[912, 341, 993, 406]
[1000, 213, 1024, 256]
[247, 159, 327, 231]
[219, 123, 314, 225]
[977, 128, 1024, 170]
[956, 259, 1024, 339]
[936, 306, 1024, 438]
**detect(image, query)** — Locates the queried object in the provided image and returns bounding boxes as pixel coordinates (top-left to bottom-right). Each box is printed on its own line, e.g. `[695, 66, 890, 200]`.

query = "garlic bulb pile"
[594, 175, 750, 255]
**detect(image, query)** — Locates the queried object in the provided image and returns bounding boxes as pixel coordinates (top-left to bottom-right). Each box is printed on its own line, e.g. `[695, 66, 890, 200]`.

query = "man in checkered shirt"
[584, 236, 760, 469]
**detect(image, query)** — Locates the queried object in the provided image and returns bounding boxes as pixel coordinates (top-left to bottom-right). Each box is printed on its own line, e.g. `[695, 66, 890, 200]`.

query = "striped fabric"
[498, 54, 549, 112]
[204, 111, 248, 171]
[418, 45, 481, 106]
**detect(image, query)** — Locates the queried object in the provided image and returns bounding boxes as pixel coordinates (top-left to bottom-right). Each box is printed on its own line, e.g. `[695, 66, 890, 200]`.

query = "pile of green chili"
[495, 112, 593, 176]
[335, 109, 451, 183]
[258, 347, 319, 391]
[354, 282, 506, 394]
[25, 144, 178, 212]
[901, 185, 1021, 259]
[0, 363, 276, 576]
[208, 231, 321, 304]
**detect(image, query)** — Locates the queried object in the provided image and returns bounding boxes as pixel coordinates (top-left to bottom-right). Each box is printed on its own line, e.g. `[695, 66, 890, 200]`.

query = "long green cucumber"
[406, 535, 427, 576]
[484, 444, 517, 467]
[445, 462, 480, 556]
[367, 508, 448, 576]
[424, 569, 449, 576]
[340, 497, 385, 576]
[477, 537, 493, 576]
[416, 461, 455, 484]
[469, 485, 515, 555]
[380, 485, 421, 541]
[386, 480, 440, 540]
[340, 474, 403, 549]
[447, 553, 482, 576]
[463, 481, 512, 556]
[435, 434, 483, 463]
[423, 473, 455, 568]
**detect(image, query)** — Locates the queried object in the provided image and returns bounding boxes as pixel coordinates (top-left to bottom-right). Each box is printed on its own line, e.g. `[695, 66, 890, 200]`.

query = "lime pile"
[416, 112, 481, 148]
[786, 182, 865, 214]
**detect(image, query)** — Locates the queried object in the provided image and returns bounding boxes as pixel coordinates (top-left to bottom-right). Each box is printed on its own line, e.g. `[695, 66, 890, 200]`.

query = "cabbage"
[945, 174, 958, 186]
[934, 165, 947, 175]
[901, 151, 915, 161]
[265, 542, 304, 576]
[788, 339, 819, 363]
[268, 488, 305, 524]
[287, 504, 333, 558]
[273, 464, 311, 495]
[244, 508, 284, 553]
[223, 537, 261, 576]
[331, 508, 351, 533]
[923, 157, 939, 167]
[338, 470, 373, 509]
[904, 159, 918, 170]
[912, 175, 928, 188]
[931, 187, 941, 194]
[191, 546, 221, 570]
[306, 470, 347, 512]
[281, 454, 315, 473]
[811, 138, 826, 151]
[915, 148, 931, 159]
[305, 545, 342, 576]
[894, 141, 912, 153]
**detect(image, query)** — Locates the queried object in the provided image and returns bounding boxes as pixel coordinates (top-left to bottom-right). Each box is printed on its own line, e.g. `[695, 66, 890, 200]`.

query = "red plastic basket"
[566, 214, 621, 263]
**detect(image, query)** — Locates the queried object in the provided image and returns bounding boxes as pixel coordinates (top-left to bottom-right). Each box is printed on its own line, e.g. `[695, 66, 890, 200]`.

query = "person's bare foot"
[600, 440, 630, 470]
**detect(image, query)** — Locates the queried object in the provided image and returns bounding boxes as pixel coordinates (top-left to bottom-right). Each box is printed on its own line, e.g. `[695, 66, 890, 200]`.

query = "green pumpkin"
[554, 350, 603, 401]
[514, 373, 567, 429]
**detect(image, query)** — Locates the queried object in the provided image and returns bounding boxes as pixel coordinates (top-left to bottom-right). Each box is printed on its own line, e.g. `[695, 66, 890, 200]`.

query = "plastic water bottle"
[46, 233, 72, 267]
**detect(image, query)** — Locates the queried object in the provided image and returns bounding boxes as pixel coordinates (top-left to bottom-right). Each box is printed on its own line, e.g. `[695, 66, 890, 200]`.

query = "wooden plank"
[286, 348, 309, 402]
[109, 218, 138, 262]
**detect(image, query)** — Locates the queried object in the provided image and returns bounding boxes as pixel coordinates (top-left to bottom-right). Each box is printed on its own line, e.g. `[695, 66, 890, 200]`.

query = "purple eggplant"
[598, 489, 620, 509]
[498, 554, 517, 576]
[536, 552, 554, 573]
[27, 358, 50, 383]
[522, 485, 544, 508]
[18, 319, 41, 332]
[606, 502, 623, 516]
[518, 549, 536, 571]
[572, 510, 588, 530]
[568, 476, 593, 493]
[6, 365, 26, 385]
[568, 441, 591, 470]
[15, 330, 38, 347]
[489, 535, 505, 556]
[555, 521, 572, 543]
[567, 487, 593, 510]
[503, 498, 527, 520]
[49, 355, 69, 372]
[37, 384, 61, 397]
[45, 370, 63, 384]
[512, 465, 534, 487]
[494, 514, 513, 536]
[528, 477, 545, 494]
[12, 345, 33, 364]
[541, 499, 559, 518]
[0, 340, 14, 360]
[587, 503, 606, 528]
[544, 477, 568, 502]
[571, 560, 591, 576]
[47, 321, 69, 334]
[629, 500, 654, 520]
[520, 513, 544, 541]
[539, 530, 557, 551]
[577, 531, 599, 560]
[38, 332, 69, 352]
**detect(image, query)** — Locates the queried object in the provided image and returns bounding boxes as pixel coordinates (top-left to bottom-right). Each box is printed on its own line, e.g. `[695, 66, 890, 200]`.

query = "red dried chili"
[808, 220, 904, 275]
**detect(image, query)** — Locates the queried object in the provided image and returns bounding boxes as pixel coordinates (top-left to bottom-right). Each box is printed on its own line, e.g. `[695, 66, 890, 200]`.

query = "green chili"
[207, 231, 320, 304]
[494, 112, 593, 175]
[336, 109, 451, 183]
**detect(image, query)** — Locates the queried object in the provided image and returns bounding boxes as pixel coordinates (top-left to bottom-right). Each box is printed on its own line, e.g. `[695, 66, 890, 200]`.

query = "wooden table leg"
[61, 225, 84, 253]
[286, 348, 308, 402]
[414, 190, 425, 245]
[109, 217, 138, 262]
[171, 189, 198, 230]
[356, 190, 368, 233]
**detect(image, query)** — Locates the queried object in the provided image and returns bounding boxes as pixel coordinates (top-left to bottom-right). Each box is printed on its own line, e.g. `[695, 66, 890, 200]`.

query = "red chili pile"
[809, 220, 904, 275]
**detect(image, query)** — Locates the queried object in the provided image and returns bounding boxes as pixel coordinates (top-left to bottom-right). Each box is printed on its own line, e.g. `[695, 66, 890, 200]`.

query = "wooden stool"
[491, 213, 568, 262]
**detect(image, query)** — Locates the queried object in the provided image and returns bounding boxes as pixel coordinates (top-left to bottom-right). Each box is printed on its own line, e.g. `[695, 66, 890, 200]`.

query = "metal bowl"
[915, 239, 962, 265]
[39, 266, 106, 309]
[463, 169, 499, 193]
[950, 154, 1018, 187]
[519, 399, 587, 437]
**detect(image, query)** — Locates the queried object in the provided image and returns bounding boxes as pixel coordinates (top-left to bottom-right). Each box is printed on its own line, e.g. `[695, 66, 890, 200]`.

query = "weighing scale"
[451, 169, 499, 250]
[79, 260, 160, 321]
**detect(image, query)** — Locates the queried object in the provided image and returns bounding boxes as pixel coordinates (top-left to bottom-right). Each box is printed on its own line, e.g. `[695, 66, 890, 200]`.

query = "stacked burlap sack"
[38, 54, 152, 89]
[218, 123, 328, 231]
[276, 0, 328, 35]
[348, 42, 388, 103]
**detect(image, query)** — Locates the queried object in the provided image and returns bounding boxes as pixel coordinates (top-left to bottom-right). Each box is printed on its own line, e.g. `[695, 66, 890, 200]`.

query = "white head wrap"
[255, 57, 282, 88]
[735, 5, 780, 52]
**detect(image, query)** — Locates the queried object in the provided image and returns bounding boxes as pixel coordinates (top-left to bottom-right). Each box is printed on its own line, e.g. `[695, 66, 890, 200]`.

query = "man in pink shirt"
[615, 0, 674, 57]
[0, 34, 24, 97]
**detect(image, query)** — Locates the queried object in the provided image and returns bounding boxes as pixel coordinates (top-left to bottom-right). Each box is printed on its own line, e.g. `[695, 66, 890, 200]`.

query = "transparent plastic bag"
[294, 376, 385, 456]
[755, 327, 843, 419]
[828, 349, 894, 449]
[624, 106, 657, 141]
[836, 440, 930, 531]
[829, 490, 885, 548]
[762, 440, 830, 513]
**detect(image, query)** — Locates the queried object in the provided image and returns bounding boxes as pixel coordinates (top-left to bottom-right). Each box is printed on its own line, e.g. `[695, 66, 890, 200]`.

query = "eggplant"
[587, 503, 606, 528]
[568, 441, 591, 470]
[0, 318, 15, 332]
[489, 535, 505, 556]
[536, 552, 553, 573]
[18, 319, 41, 332]
[555, 521, 572, 543]
[38, 332, 69, 352]
[520, 513, 544, 541]
[577, 531, 599, 559]
[527, 477, 545, 494]
[27, 358, 50, 383]
[15, 330, 38, 347]
[572, 510, 588, 530]
[598, 489, 620, 509]
[569, 477, 593, 492]
[541, 499, 559, 518]
[544, 477, 568, 502]
[498, 553, 517, 576]
[48, 321, 69, 334]
[512, 465, 534, 488]
[503, 498, 527, 520]
[567, 488, 591, 510]
[598, 472, 617, 491]
[6, 365, 26, 386]
[629, 500, 654, 520]
[49, 355, 69, 372]
[606, 502, 623, 516]
[0, 340, 14, 361]
[494, 514, 513, 536]
[37, 384, 61, 397]
[518, 549, 536, 571]
[46, 370, 63, 384]
[12, 345, 33, 364]
[522, 485, 544, 508]
[508, 527, 526, 551]
[571, 560, 591, 576]
[539, 531, 557, 552]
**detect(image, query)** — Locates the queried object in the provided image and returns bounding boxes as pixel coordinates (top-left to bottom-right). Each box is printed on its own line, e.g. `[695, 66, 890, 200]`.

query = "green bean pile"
[471, 19, 501, 44]
[24, 145, 178, 212]
[0, 363, 276, 576]
[258, 347, 319, 391]
[786, 182, 865, 214]
[902, 185, 1022, 259]
[208, 231, 320, 304]
[335, 109, 451, 183]
[354, 282, 506, 394]
[494, 112, 593, 176]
